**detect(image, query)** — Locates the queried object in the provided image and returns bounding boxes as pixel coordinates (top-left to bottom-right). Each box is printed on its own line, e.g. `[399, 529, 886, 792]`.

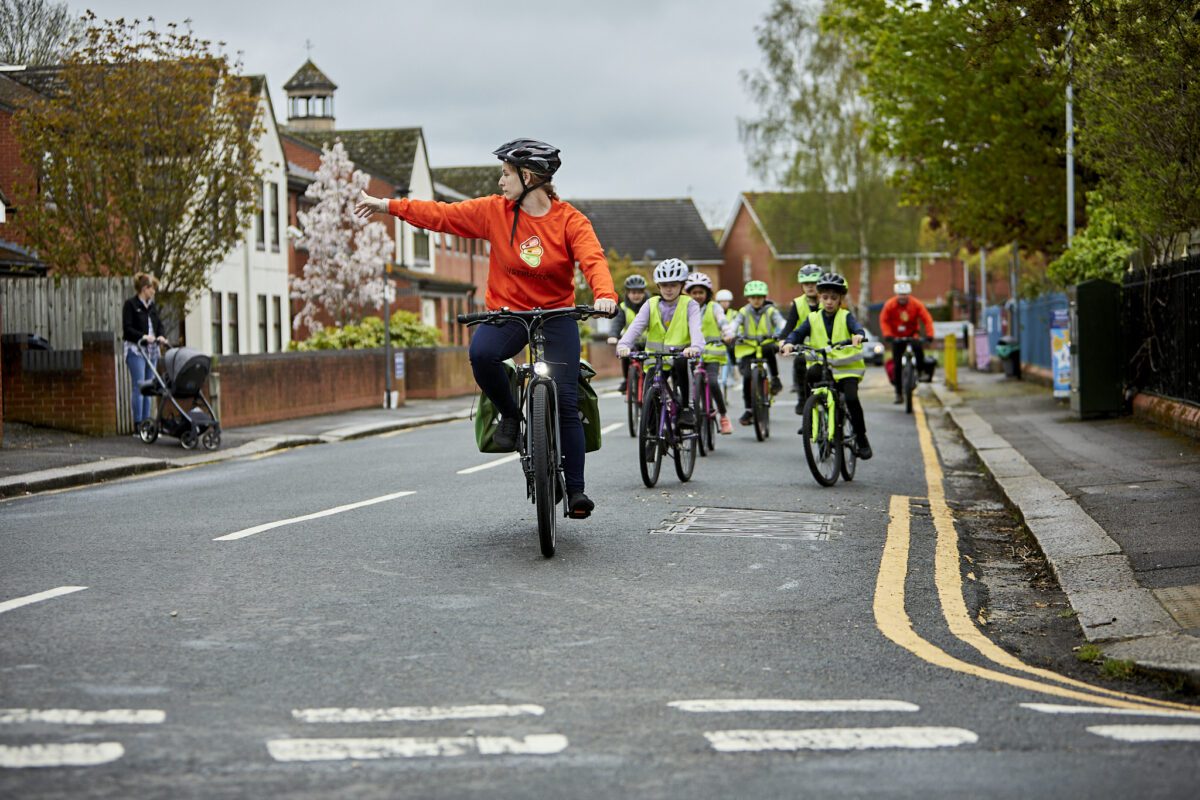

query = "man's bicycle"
[458, 305, 613, 558]
[891, 335, 925, 414]
[631, 348, 699, 487]
[735, 335, 776, 441]
[798, 340, 861, 487]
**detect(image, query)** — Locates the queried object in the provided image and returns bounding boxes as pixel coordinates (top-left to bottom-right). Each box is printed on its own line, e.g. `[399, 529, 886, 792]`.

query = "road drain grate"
[651, 507, 843, 541]
[1153, 584, 1200, 629]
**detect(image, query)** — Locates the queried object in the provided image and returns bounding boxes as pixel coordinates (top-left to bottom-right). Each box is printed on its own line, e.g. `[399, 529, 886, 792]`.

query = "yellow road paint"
[912, 396, 1200, 712]
[875, 495, 1187, 711]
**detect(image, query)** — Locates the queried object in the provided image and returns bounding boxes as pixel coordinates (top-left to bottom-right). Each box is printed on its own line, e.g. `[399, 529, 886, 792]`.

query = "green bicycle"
[798, 339, 859, 487]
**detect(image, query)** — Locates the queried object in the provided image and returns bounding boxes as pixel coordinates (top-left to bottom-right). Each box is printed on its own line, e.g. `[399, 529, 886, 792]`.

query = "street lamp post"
[1066, 28, 1076, 245]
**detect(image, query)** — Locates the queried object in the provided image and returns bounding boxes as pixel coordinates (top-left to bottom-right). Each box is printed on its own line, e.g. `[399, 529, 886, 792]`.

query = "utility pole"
[1066, 28, 1076, 245]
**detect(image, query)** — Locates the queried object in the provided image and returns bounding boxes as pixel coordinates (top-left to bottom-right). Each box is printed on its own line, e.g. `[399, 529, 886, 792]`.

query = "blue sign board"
[1050, 309, 1070, 398]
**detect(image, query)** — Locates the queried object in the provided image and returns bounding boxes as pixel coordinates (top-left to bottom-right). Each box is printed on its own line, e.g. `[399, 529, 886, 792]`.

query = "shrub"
[291, 310, 441, 351]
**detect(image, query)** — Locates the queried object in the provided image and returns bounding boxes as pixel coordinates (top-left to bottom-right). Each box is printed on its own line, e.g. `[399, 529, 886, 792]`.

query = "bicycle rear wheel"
[839, 403, 857, 482]
[903, 360, 915, 415]
[627, 367, 641, 437]
[530, 382, 558, 558]
[638, 388, 664, 488]
[801, 391, 841, 487]
[674, 414, 697, 482]
[752, 365, 770, 441]
[692, 371, 708, 457]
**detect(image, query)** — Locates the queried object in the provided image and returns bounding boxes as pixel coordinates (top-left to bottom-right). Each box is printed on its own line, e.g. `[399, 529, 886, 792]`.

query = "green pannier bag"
[473, 358, 603, 454]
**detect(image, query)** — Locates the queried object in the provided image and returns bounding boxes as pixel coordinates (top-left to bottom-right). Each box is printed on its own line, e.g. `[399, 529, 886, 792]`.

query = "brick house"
[0, 72, 44, 274]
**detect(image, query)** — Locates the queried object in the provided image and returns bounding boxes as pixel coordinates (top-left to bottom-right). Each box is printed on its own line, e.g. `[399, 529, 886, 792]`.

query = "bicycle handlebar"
[457, 305, 617, 326]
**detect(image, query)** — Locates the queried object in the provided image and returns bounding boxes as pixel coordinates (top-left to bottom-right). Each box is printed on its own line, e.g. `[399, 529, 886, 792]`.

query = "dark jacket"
[122, 296, 165, 345]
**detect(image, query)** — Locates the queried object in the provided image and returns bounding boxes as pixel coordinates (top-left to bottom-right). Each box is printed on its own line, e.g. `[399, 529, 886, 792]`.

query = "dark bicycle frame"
[631, 347, 700, 484]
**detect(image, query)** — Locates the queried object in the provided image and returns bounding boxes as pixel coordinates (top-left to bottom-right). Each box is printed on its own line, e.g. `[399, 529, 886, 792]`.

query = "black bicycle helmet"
[624, 274, 647, 290]
[494, 138, 562, 244]
[816, 272, 848, 295]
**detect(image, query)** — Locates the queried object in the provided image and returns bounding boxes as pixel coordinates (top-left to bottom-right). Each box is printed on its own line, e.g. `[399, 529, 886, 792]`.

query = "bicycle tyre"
[903, 359, 915, 415]
[627, 367, 641, 438]
[839, 402, 857, 482]
[752, 365, 770, 441]
[638, 388, 664, 488]
[692, 370, 708, 457]
[530, 382, 557, 558]
[674, 409, 697, 483]
[801, 391, 840, 487]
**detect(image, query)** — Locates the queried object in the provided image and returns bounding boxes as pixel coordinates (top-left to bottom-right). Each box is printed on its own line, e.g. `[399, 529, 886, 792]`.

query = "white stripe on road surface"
[0, 586, 87, 615]
[704, 727, 978, 753]
[671, 699, 919, 714]
[214, 492, 416, 541]
[0, 742, 124, 768]
[0, 709, 164, 725]
[1022, 703, 1200, 720]
[267, 734, 568, 762]
[600, 422, 623, 435]
[292, 704, 544, 723]
[457, 453, 520, 475]
[1087, 725, 1200, 743]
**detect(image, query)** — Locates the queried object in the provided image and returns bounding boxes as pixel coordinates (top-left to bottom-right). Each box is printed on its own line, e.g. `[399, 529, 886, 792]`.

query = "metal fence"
[1123, 256, 1200, 405]
[0, 276, 128, 349]
[1017, 292, 1068, 371]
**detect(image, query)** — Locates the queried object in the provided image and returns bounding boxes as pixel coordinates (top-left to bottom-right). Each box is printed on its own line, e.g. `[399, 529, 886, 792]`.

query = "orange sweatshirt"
[386, 196, 616, 311]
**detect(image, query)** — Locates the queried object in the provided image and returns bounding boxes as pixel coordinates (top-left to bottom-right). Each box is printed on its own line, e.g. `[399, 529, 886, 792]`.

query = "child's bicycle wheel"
[638, 388, 664, 488]
[839, 405, 857, 482]
[801, 391, 841, 487]
[674, 420, 697, 482]
[752, 365, 771, 441]
[626, 368, 641, 437]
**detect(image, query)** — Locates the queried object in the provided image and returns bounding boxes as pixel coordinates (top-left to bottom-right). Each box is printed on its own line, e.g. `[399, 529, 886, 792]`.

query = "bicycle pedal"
[568, 508, 592, 520]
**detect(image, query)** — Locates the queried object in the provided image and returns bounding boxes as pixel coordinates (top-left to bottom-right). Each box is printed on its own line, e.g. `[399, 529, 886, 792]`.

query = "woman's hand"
[593, 297, 617, 316]
[354, 190, 387, 219]
[156, 336, 169, 347]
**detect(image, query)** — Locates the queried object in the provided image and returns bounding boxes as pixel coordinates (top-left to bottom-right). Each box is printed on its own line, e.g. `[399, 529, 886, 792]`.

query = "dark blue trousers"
[468, 317, 585, 493]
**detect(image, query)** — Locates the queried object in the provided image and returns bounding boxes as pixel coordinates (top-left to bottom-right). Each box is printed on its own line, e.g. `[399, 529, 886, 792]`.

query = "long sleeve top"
[879, 296, 935, 339]
[386, 195, 617, 311]
[785, 309, 866, 346]
[617, 296, 705, 350]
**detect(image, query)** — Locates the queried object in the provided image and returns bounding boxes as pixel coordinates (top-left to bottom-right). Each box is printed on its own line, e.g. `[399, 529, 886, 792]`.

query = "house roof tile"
[432, 166, 498, 200]
[287, 127, 420, 190]
[567, 198, 723, 264]
[283, 59, 337, 92]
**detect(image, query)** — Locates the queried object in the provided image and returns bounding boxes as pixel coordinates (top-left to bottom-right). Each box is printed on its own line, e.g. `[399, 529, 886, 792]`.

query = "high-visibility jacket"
[734, 303, 780, 360]
[646, 296, 696, 351]
[619, 301, 638, 333]
[806, 308, 866, 381]
[700, 303, 726, 364]
[794, 296, 820, 318]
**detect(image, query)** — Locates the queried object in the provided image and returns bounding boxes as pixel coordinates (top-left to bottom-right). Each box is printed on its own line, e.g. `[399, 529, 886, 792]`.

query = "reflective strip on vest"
[806, 308, 866, 380]
[700, 303, 726, 364]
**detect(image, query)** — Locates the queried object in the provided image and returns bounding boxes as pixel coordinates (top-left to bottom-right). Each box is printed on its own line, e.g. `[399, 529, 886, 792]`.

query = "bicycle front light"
[533, 361, 551, 377]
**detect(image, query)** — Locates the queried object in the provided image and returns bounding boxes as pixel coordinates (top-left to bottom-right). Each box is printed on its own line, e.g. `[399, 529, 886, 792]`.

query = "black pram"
[136, 343, 221, 450]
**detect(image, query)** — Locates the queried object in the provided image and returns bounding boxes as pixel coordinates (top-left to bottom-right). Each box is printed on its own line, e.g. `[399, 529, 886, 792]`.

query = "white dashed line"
[457, 453, 520, 475]
[0, 742, 125, 768]
[670, 699, 920, 714]
[292, 704, 544, 723]
[1022, 703, 1200, 720]
[1087, 725, 1200, 743]
[600, 422, 623, 435]
[214, 491, 416, 540]
[0, 709, 164, 725]
[0, 586, 87, 615]
[266, 734, 568, 762]
[704, 727, 978, 752]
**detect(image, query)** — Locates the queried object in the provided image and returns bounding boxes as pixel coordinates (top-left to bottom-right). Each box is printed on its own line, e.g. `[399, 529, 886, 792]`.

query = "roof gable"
[283, 59, 337, 92]
[567, 198, 722, 264]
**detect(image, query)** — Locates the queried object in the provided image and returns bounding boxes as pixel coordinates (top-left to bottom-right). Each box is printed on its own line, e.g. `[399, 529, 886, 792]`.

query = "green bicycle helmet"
[744, 280, 769, 297]
[797, 264, 823, 283]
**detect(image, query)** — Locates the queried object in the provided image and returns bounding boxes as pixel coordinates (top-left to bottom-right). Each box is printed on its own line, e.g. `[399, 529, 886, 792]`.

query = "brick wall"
[1, 332, 121, 435]
[402, 347, 475, 399]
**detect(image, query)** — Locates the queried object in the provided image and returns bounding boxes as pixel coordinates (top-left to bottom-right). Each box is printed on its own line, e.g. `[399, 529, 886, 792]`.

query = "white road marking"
[0, 586, 87, 615]
[1022, 703, 1200, 720]
[600, 391, 623, 399]
[670, 699, 919, 714]
[0, 709, 165, 725]
[600, 422, 623, 434]
[292, 704, 544, 723]
[704, 727, 978, 753]
[0, 742, 124, 768]
[214, 491, 416, 541]
[1087, 724, 1200, 743]
[457, 453, 520, 475]
[267, 734, 568, 762]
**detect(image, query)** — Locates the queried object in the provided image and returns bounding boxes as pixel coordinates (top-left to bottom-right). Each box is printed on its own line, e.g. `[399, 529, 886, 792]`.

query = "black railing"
[1123, 255, 1200, 405]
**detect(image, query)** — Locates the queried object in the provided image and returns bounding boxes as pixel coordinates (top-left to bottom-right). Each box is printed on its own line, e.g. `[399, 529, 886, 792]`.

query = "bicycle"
[625, 350, 645, 438]
[631, 348, 700, 487]
[735, 335, 776, 441]
[458, 304, 614, 558]
[691, 338, 725, 456]
[798, 340, 860, 487]
[891, 335, 924, 414]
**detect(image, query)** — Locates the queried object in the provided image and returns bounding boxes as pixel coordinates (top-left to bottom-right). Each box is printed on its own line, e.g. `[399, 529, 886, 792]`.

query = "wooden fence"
[0, 276, 128, 350]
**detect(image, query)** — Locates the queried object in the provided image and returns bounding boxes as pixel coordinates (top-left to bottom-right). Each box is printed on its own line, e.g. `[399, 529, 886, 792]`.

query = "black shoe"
[568, 491, 594, 519]
[493, 414, 521, 452]
[857, 434, 873, 460]
[678, 408, 697, 427]
[618, 380, 627, 394]
[739, 411, 753, 426]
[770, 377, 783, 395]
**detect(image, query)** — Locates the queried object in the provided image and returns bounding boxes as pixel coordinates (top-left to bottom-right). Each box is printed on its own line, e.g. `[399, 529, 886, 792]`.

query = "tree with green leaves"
[0, 0, 83, 65]
[13, 13, 264, 312]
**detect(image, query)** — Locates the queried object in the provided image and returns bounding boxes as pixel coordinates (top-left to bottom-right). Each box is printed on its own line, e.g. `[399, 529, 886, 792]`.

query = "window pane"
[273, 296, 283, 351]
[270, 182, 280, 250]
[228, 293, 239, 355]
[211, 292, 222, 355]
[258, 295, 268, 352]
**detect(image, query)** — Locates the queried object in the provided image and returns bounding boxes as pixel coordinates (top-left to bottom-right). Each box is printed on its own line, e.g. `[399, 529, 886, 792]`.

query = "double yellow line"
[873, 397, 1198, 712]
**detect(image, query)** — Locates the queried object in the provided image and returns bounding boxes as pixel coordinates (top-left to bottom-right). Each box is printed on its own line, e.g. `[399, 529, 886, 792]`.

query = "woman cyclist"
[355, 138, 617, 517]
[780, 272, 872, 460]
[683, 272, 735, 435]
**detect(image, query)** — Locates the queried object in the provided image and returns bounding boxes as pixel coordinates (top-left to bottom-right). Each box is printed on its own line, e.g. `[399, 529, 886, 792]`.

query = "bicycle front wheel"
[638, 388, 664, 488]
[903, 360, 915, 415]
[752, 365, 770, 441]
[801, 391, 840, 487]
[530, 381, 558, 558]
[627, 368, 641, 437]
[674, 413, 697, 483]
[692, 371, 708, 457]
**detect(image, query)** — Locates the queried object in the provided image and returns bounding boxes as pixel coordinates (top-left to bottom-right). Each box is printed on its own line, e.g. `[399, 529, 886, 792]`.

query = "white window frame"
[894, 257, 922, 283]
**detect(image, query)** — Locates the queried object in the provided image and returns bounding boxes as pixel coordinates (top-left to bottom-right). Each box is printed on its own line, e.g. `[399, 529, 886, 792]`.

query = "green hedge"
[291, 310, 442, 351]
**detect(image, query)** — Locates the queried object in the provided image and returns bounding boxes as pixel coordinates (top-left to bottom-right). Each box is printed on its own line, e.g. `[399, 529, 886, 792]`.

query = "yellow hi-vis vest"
[646, 295, 696, 352]
[734, 304, 777, 360]
[619, 301, 637, 334]
[806, 307, 866, 381]
[794, 296, 820, 319]
[700, 302, 726, 364]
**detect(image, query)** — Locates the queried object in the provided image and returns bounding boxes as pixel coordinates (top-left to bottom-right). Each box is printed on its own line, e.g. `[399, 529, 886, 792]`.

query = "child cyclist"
[775, 264, 824, 412]
[780, 272, 873, 460]
[683, 272, 735, 434]
[731, 280, 785, 426]
[607, 274, 649, 394]
[616, 258, 704, 425]
[715, 289, 738, 388]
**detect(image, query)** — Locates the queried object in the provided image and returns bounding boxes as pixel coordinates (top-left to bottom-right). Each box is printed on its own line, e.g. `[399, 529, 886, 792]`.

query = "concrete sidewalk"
[932, 369, 1200, 688]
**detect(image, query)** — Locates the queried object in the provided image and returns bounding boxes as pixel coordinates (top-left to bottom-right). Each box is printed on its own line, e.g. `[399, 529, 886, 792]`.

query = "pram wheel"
[180, 427, 199, 450]
[138, 419, 158, 444]
[202, 428, 221, 451]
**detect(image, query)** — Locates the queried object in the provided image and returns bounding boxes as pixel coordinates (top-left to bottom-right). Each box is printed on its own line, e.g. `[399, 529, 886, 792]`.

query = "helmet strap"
[508, 169, 548, 245]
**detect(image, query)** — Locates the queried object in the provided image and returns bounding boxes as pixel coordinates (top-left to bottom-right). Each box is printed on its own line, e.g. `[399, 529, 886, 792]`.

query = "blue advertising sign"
[1050, 309, 1070, 398]
[394, 352, 406, 380]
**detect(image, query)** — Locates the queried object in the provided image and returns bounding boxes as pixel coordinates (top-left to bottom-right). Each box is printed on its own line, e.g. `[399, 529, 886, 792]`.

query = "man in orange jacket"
[879, 282, 935, 404]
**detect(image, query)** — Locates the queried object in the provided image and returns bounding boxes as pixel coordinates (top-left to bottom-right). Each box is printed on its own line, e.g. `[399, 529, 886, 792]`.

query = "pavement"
[5, 371, 1200, 690]
[932, 369, 1200, 689]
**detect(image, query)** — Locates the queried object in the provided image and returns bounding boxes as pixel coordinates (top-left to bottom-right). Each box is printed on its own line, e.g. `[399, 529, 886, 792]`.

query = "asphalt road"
[3, 370, 1199, 799]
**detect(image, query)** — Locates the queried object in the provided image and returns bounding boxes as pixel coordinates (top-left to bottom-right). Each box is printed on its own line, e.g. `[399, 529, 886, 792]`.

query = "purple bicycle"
[631, 348, 699, 487]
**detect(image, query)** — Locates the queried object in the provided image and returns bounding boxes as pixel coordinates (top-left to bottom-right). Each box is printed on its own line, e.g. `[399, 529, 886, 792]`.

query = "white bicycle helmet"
[894, 281, 913, 295]
[653, 258, 690, 284]
[684, 272, 713, 292]
[715, 289, 734, 302]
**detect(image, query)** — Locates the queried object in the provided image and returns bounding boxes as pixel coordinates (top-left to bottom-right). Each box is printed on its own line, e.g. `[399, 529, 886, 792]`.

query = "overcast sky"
[78, 0, 779, 227]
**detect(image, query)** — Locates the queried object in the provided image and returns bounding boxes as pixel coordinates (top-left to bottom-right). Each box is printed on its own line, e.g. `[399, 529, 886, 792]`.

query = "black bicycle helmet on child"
[624, 275, 647, 290]
[816, 272, 848, 294]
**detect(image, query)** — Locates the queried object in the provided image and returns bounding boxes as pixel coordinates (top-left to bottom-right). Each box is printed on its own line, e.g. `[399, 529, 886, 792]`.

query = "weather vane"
[305, 39, 314, 59]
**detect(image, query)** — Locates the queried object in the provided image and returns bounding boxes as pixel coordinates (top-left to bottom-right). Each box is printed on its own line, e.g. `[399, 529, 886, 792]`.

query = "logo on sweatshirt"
[519, 235, 544, 268]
